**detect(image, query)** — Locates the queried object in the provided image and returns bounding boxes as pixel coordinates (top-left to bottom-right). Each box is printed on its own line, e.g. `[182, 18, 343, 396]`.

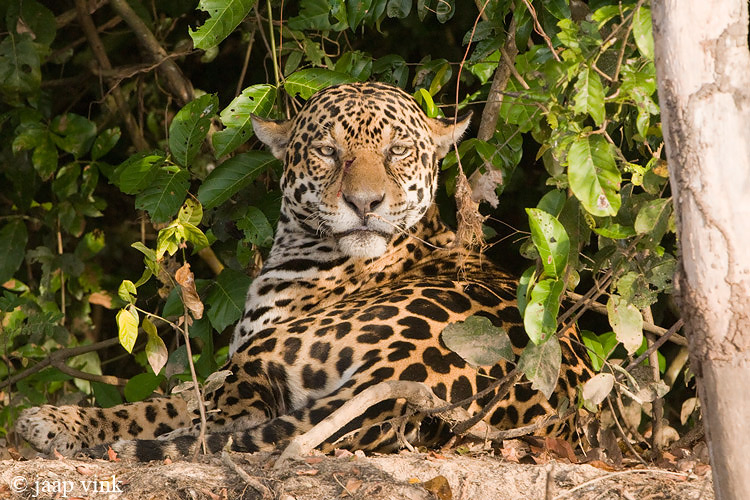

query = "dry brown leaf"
[76, 466, 95, 475]
[107, 447, 120, 462]
[175, 263, 204, 319]
[545, 437, 578, 463]
[304, 456, 324, 464]
[7, 447, 22, 461]
[88, 291, 113, 308]
[339, 478, 363, 496]
[428, 451, 447, 460]
[53, 449, 65, 460]
[421, 475, 452, 500]
[587, 459, 616, 471]
[163, 457, 173, 465]
[296, 469, 319, 476]
[334, 449, 354, 459]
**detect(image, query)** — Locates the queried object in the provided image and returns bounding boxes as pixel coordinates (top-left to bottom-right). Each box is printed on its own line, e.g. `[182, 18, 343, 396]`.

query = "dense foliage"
[0, 0, 689, 451]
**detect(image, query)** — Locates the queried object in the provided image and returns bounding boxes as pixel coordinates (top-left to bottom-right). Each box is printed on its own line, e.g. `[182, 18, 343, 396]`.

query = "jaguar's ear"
[251, 115, 294, 160]
[429, 111, 473, 159]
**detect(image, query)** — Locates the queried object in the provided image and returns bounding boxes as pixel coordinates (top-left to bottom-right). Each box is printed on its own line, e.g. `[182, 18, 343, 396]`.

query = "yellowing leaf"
[143, 317, 168, 375]
[116, 306, 139, 353]
[606, 295, 643, 354]
[582, 373, 615, 406]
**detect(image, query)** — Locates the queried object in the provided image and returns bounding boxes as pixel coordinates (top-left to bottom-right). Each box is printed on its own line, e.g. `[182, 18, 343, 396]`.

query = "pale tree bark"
[652, 2, 750, 499]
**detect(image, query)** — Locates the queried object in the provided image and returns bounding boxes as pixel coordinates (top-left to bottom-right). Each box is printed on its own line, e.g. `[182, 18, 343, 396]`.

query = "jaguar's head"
[252, 82, 470, 259]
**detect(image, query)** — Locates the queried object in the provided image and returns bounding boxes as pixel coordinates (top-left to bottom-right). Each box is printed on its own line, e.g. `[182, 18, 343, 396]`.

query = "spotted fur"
[16, 82, 593, 460]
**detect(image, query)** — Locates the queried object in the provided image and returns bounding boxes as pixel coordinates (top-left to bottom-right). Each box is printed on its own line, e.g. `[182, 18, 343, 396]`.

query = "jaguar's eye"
[390, 145, 409, 157]
[316, 146, 336, 157]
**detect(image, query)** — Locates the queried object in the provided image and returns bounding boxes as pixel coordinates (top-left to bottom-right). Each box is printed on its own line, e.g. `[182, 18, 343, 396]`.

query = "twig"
[109, 0, 193, 104]
[274, 381, 507, 468]
[74, 0, 148, 150]
[0, 337, 121, 390]
[50, 359, 128, 387]
[182, 304, 208, 457]
[476, 18, 517, 142]
[235, 24, 258, 97]
[606, 397, 648, 466]
[519, 0, 561, 62]
[265, 0, 281, 88]
[568, 292, 687, 347]
[612, 0, 647, 82]
[221, 452, 273, 499]
[452, 367, 521, 434]
[552, 469, 690, 499]
[625, 318, 685, 370]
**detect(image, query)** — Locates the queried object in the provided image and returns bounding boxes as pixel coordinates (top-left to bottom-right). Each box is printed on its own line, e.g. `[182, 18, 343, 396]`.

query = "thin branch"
[235, 24, 258, 97]
[519, 0, 561, 61]
[181, 305, 208, 457]
[625, 318, 685, 371]
[74, 0, 148, 150]
[476, 18, 517, 143]
[567, 292, 687, 347]
[221, 452, 273, 499]
[0, 338, 121, 390]
[606, 397, 649, 467]
[109, 0, 193, 105]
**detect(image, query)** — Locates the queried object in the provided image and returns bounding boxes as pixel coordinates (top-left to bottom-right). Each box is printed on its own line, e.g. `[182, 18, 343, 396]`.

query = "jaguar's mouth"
[334, 227, 392, 239]
[335, 228, 392, 259]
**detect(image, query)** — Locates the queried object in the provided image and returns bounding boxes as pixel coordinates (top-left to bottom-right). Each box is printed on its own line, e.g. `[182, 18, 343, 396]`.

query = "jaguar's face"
[252, 82, 470, 259]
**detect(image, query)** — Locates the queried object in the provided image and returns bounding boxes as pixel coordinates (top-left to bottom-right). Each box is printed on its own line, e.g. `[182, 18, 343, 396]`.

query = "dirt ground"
[0, 447, 713, 500]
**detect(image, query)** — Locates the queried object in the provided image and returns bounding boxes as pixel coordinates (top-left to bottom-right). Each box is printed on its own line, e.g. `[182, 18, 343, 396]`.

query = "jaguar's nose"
[342, 192, 385, 219]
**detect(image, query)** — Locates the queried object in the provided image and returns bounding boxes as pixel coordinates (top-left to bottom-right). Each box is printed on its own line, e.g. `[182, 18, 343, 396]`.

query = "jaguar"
[16, 81, 593, 461]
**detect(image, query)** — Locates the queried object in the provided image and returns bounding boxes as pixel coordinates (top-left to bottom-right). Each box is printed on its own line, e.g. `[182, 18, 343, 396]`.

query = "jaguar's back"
[17, 82, 593, 460]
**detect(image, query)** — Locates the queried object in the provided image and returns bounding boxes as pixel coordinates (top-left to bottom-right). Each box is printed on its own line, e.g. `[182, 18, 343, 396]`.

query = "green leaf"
[441, 315, 514, 366]
[288, 0, 347, 30]
[0, 34, 41, 101]
[0, 220, 28, 283]
[607, 294, 643, 354]
[237, 206, 274, 247]
[386, 0, 411, 18]
[206, 268, 252, 331]
[135, 168, 190, 223]
[92, 381, 123, 408]
[118, 280, 137, 304]
[178, 199, 204, 226]
[10, 0, 57, 46]
[169, 94, 219, 168]
[633, 6, 654, 60]
[517, 266, 536, 317]
[31, 138, 58, 180]
[182, 222, 210, 251]
[415, 88, 438, 118]
[197, 151, 278, 209]
[143, 318, 168, 375]
[52, 163, 80, 200]
[112, 151, 166, 194]
[634, 198, 672, 236]
[91, 127, 121, 160]
[518, 336, 561, 399]
[117, 306, 139, 354]
[573, 67, 605, 126]
[581, 330, 617, 371]
[124, 372, 164, 402]
[189, 0, 257, 50]
[536, 189, 566, 217]
[592, 221, 636, 240]
[526, 208, 569, 279]
[213, 84, 277, 157]
[50, 114, 97, 159]
[347, 0, 373, 30]
[284, 68, 357, 99]
[523, 278, 564, 344]
[568, 135, 621, 217]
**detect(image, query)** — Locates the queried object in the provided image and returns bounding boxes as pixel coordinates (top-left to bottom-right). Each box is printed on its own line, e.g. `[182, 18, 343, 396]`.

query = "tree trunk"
[652, 2, 750, 499]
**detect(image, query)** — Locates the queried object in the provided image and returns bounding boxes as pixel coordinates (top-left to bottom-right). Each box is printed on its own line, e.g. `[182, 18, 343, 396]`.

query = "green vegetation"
[0, 0, 687, 451]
